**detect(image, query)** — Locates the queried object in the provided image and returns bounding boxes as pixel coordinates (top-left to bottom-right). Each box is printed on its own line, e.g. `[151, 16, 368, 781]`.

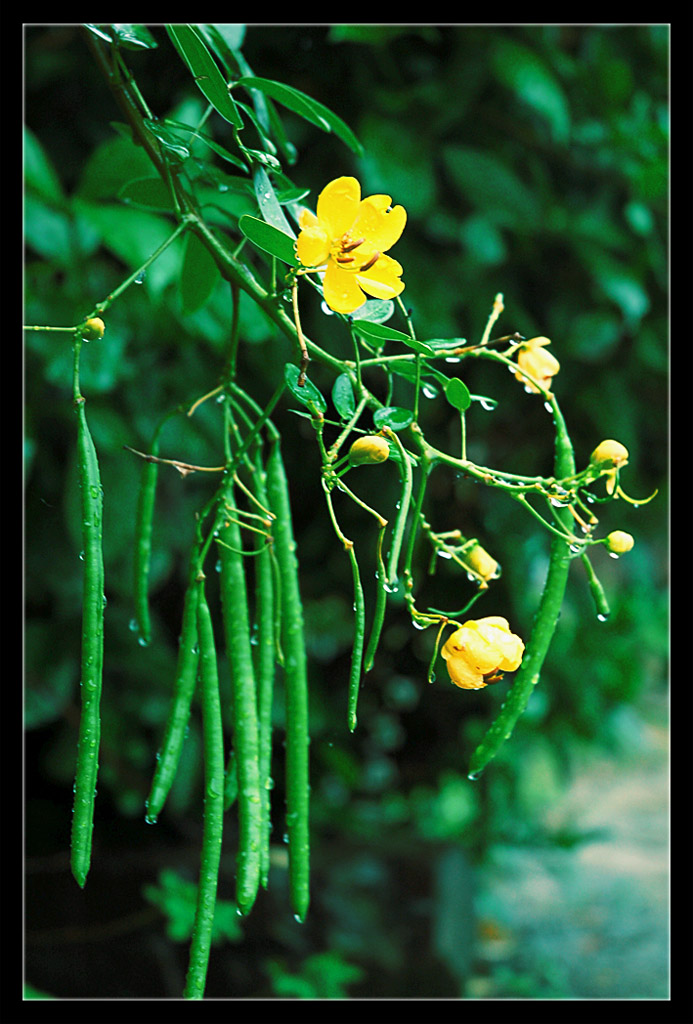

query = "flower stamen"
[358, 251, 380, 273]
[341, 236, 366, 253]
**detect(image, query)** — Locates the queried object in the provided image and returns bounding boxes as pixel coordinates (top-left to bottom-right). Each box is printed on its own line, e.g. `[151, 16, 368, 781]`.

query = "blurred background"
[24, 24, 668, 999]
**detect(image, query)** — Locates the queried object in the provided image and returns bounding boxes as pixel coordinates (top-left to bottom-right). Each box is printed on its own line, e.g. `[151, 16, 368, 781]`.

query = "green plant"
[25, 24, 666, 999]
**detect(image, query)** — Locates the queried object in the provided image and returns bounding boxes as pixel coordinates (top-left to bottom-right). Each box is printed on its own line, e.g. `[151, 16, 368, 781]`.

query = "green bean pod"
[132, 425, 164, 646]
[183, 583, 225, 1000]
[346, 543, 366, 733]
[252, 456, 277, 888]
[217, 478, 262, 915]
[265, 442, 310, 922]
[70, 391, 105, 889]
[468, 399, 576, 777]
[145, 571, 200, 823]
[363, 524, 388, 673]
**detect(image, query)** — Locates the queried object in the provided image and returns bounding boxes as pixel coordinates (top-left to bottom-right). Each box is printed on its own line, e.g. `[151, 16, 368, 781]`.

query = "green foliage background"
[25, 24, 668, 999]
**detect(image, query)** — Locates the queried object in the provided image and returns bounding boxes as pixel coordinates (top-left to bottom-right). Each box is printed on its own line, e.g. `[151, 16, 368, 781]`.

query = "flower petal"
[317, 177, 361, 238]
[322, 261, 367, 314]
[352, 196, 407, 253]
[445, 654, 487, 690]
[296, 225, 330, 268]
[474, 619, 524, 672]
[355, 253, 405, 300]
[298, 207, 320, 230]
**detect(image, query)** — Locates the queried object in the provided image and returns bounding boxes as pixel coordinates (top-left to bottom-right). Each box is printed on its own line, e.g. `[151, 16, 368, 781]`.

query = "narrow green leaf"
[143, 119, 190, 162]
[350, 321, 410, 343]
[83, 24, 112, 43]
[160, 120, 247, 169]
[235, 76, 330, 130]
[283, 364, 326, 413]
[166, 24, 243, 129]
[109, 24, 159, 50]
[445, 377, 472, 412]
[351, 320, 435, 355]
[235, 76, 362, 155]
[180, 231, 221, 314]
[331, 374, 356, 419]
[253, 165, 294, 236]
[239, 215, 298, 266]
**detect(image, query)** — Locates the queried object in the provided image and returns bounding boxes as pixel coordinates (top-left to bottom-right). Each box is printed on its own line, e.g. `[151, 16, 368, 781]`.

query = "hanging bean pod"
[217, 476, 262, 916]
[265, 442, 310, 923]
[183, 582, 225, 1000]
[70, 341, 106, 889]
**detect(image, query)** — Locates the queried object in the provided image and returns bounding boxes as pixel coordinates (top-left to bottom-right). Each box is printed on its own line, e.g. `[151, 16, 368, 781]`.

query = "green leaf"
[119, 176, 174, 211]
[492, 38, 570, 144]
[235, 76, 363, 155]
[331, 374, 356, 419]
[351, 299, 395, 324]
[373, 406, 414, 431]
[253, 165, 294, 236]
[76, 134, 153, 200]
[442, 145, 540, 228]
[351, 320, 435, 355]
[389, 359, 451, 392]
[165, 24, 243, 129]
[180, 230, 221, 314]
[284, 363, 327, 414]
[350, 321, 409, 343]
[24, 195, 100, 265]
[143, 119, 190, 162]
[160, 119, 248, 170]
[143, 869, 242, 944]
[445, 377, 472, 412]
[74, 199, 184, 296]
[24, 127, 64, 205]
[239, 215, 298, 266]
[82, 24, 113, 43]
[109, 24, 159, 50]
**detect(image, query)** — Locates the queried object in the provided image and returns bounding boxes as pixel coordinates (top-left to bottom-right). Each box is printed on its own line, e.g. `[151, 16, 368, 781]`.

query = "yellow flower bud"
[590, 440, 629, 469]
[605, 530, 635, 555]
[514, 337, 560, 394]
[81, 317, 105, 341]
[462, 542, 500, 584]
[589, 440, 629, 495]
[441, 616, 524, 690]
[348, 435, 390, 466]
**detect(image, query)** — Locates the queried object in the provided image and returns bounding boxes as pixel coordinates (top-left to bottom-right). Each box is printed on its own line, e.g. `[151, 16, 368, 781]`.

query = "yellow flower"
[81, 317, 105, 341]
[514, 336, 560, 394]
[348, 435, 390, 466]
[590, 439, 629, 469]
[605, 530, 635, 555]
[590, 440, 629, 495]
[461, 542, 500, 586]
[441, 616, 524, 690]
[295, 176, 406, 314]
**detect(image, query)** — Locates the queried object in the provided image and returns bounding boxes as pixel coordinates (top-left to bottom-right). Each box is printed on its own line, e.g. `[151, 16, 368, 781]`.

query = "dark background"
[24, 24, 668, 1000]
